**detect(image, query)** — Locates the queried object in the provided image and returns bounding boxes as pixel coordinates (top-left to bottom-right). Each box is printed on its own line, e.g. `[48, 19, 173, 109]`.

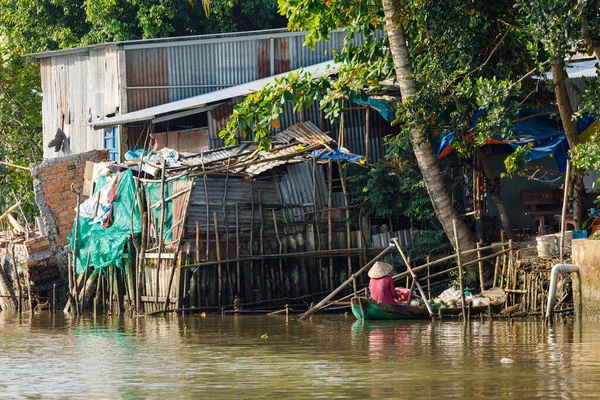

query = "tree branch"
[498, 18, 543, 42]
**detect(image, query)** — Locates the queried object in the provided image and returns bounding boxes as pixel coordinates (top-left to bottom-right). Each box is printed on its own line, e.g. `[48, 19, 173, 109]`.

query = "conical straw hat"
[368, 261, 393, 278]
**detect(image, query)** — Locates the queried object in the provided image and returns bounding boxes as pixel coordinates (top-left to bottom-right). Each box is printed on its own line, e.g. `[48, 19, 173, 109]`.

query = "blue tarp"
[310, 148, 364, 163]
[431, 114, 596, 173]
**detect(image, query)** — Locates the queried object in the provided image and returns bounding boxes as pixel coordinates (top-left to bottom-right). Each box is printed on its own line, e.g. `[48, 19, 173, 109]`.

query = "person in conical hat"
[368, 261, 399, 304]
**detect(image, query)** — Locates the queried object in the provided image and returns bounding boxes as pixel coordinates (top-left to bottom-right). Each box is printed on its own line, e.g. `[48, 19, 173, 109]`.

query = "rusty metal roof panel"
[273, 121, 332, 146]
[91, 61, 337, 128]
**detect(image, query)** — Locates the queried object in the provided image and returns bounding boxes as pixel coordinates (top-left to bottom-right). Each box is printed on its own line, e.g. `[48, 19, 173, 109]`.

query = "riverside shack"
[67, 121, 419, 313]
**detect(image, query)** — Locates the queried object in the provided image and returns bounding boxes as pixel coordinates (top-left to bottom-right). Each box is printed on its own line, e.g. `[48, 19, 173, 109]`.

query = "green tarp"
[146, 180, 174, 242]
[68, 169, 141, 274]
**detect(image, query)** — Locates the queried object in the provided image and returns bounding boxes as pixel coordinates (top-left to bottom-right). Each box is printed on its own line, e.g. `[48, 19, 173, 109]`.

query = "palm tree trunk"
[551, 61, 586, 227]
[382, 0, 475, 253]
[478, 148, 515, 240]
[581, 15, 600, 63]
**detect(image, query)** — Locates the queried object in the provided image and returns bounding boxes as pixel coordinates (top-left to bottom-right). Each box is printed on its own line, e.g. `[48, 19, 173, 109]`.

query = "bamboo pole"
[392, 238, 433, 316]
[249, 182, 255, 300]
[70, 184, 83, 315]
[0, 200, 23, 222]
[327, 160, 333, 291]
[365, 108, 370, 163]
[500, 230, 507, 288]
[427, 256, 431, 300]
[155, 160, 166, 304]
[195, 221, 201, 263]
[477, 241, 484, 293]
[272, 209, 284, 297]
[452, 220, 466, 321]
[108, 266, 113, 314]
[138, 211, 147, 313]
[258, 190, 266, 300]
[214, 211, 222, 306]
[559, 161, 571, 262]
[493, 256, 500, 288]
[0, 160, 29, 171]
[201, 153, 210, 260]
[163, 252, 180, 314]
[338, 161, 352, 284]
[11, 245, 22, 314]
[298, 245, 395, 321]
[235, 204, 241, 296]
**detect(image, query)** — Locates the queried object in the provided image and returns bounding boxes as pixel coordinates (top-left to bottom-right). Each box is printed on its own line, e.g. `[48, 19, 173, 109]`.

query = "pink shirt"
[369, 276, 397, 304]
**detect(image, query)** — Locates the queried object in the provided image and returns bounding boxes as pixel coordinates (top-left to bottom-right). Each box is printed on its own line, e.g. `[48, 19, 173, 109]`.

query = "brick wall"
[31, 149, 109, 248]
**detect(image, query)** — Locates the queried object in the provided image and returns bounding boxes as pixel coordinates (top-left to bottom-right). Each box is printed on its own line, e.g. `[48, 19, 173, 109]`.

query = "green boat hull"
[351, 297, 429, 320]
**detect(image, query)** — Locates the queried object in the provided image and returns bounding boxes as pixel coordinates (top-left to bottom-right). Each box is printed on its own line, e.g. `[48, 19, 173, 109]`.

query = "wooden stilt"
[338, 161, 352, 287]
[477, 241, 484, 293]
[155, 160, 166, 304]
[272, 209, 284, 298]
[393, 238, 433, 316]
[235, 204, 241, 296]
[214, 211, 222, 306]
[327, 160, 333, 291]
[452, 220, 466, 322]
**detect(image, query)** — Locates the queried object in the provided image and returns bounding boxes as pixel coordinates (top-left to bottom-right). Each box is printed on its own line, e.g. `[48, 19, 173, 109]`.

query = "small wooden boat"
[351, 294, 505, 321]
[351, 297, 430, 320]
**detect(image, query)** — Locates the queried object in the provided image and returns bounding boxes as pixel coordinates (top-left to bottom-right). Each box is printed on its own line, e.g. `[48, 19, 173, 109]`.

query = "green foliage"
[572, 131, 600, 191]
[0, 0, 286, 219]
[0, 47, 43, 216]
[574, 68, 600, 120]
[502, 143, 532, 178]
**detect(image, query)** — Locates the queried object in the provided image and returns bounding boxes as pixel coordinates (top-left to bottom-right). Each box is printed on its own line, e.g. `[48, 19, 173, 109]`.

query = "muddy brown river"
[0, 313, 598, 398]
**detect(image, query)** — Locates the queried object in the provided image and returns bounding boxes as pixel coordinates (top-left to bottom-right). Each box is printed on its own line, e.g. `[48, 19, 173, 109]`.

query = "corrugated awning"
[89, 61, 338, 129]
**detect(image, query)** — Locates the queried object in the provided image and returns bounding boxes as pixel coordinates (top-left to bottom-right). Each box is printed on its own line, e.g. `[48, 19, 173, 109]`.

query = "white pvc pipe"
[546, 263, 580, 320]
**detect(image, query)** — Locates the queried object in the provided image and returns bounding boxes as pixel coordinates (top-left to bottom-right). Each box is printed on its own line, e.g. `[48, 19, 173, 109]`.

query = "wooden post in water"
[155, 160, 166, 304]
[195, 221, 201, 264]
[138, 211, 147, 313]
[500, 230, 507, 288]
[214, 211, 222, 306]
[272, 209, 284, 298]
[559, 161, 571, 263]
[235, 204, 241, 296]
[70, 183, 82, 315]
[258, 191, 266, 300]
[477, 241, 484, 293]
[365, 108, 371, 163]
[249, 182, 255, 301]
[426, 256, 431, 300]
[392, 238, 433, 316]
[493, 256, 500, 288]
[11, 244, 22, 314]
[452, 220, 466, 322]
[327, 160, 333, 291]
[338, 161, 352, 285]
[298, 245, 395, 321]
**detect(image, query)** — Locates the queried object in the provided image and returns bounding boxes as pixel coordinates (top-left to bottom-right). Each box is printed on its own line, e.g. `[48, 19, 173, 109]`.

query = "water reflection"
[2, 313, 600, 398]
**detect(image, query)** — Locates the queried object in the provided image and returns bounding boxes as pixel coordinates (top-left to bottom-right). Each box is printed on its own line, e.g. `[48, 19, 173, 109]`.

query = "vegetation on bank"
[0, 0, 286, 215]
[0, 0, 598, 247]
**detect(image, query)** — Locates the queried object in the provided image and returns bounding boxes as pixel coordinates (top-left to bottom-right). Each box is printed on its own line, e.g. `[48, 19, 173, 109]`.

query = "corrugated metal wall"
[40, 29, 388, 160]
[124, 30, 364, 112]
[185, 163, 334, 239]
[41, 46, 120, 159]
[208, 98, 396, 162]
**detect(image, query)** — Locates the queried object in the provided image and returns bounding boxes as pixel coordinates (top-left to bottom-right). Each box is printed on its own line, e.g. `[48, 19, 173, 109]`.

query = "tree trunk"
[382, 0, 476, 253]
[477, 148, 515, 240]
[581, 15, 600, 63]
[551, 61, 586, 227]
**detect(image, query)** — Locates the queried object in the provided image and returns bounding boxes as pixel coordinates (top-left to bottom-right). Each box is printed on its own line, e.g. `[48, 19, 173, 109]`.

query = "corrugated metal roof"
[26, 28, 335, 59]
[167, 121, 353, 178]
[90, 61, 338, 128]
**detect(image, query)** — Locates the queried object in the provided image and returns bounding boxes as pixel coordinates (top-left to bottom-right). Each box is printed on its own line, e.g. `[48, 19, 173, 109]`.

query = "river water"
[1, 312, 599, 399]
